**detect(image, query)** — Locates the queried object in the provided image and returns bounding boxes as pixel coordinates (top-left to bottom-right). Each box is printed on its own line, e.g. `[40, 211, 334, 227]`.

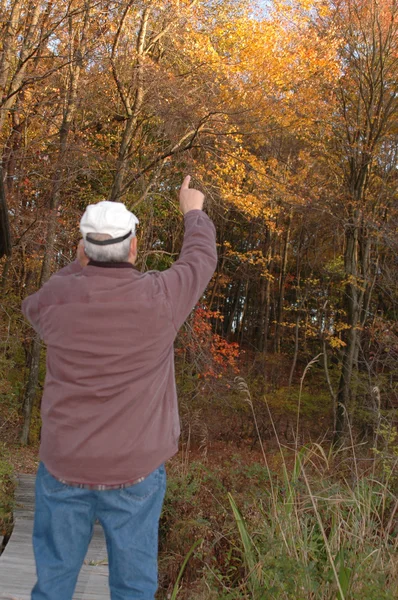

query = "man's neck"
[87, 260, 136, 269]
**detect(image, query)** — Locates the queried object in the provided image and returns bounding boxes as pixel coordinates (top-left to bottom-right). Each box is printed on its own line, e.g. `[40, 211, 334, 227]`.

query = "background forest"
[0, 0, 397, 598]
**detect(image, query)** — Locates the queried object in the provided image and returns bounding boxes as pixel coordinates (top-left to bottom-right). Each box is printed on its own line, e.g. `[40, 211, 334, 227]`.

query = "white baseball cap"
[80, 201, 139, 246]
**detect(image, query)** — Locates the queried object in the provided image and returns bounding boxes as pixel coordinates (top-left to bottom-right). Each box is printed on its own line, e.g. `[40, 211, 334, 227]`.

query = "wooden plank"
[0, 474, 110, 599]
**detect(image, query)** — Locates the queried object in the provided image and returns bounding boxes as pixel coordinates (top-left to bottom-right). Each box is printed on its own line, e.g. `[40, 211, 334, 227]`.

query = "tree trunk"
[335, 217, 360, 441]
[1, 255, 11, 292]
[332, 0, 398, 441]
[20, 4, 90, 444]
[237, 279, 249, 344]
[257, 227, 272, 352]
[226, 280, 242, 339]
[322, 336, 337, 431]
[109, 7, 150, 202]
[274, 210, 292, 353]
[0, 1, 42, 131]
[288, 314, 300, 387]
[0, 164, 12, 258]
[20, 334, 41, 444]
[263, 275, 272, 353]
[335, 210, 374, 442]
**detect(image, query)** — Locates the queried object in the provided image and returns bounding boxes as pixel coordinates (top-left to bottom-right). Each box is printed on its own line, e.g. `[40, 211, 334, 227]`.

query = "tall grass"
[221, 374, 398, 599]
[164, 364, 397, 599]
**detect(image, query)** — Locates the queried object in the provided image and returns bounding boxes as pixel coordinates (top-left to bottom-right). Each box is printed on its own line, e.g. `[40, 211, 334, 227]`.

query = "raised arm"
[159, 176, 217, 330]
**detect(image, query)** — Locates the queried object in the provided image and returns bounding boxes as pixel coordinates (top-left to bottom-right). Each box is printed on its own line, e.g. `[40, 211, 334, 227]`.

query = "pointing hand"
[179, 175, 204, 215]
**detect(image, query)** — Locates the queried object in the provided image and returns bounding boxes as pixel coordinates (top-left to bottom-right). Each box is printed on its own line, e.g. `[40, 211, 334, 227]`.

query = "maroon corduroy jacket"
[22, 210, 217, 485]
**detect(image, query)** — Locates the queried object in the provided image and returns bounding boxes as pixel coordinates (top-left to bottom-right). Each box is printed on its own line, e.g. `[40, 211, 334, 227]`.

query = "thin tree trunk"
[20, 334, 41, 444]
[263, 275, 272, 353]
[274, 210, 292, 353]
[257, 227, 272, 352]
[109, 7, 150, 202]
[335, 216, 360, 441]
[288, 314, 300, 387]
[0, 1, 42, 130]
[226, 280, 242, 339]
[322, 336, 337, 431]
[335, 212, 374, 441]
[237, 280, 249, 344]
[20, 4, 90, 444]
[0, 163, 12, 258]
[288, 222, 303, 387]
[1, 255, 11, 291]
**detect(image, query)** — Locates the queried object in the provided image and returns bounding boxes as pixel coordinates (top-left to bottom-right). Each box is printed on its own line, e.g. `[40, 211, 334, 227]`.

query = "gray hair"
[84, 233, 134, 263]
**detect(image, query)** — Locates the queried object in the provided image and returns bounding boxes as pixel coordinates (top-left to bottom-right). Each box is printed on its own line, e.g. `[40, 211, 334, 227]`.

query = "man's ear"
[77, 239, 90, 267]
[129, 236, 137, 263]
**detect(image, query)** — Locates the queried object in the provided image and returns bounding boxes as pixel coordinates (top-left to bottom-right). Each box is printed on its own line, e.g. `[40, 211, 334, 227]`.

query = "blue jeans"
[32, 462, 166, 600]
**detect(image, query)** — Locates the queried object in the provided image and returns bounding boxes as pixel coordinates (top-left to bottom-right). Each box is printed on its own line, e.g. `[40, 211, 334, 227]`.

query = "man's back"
[23, 209, 217, 486]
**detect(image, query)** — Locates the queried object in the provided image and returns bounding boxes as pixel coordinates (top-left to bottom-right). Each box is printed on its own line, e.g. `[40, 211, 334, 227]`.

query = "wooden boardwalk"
[0, 474, 110, 599]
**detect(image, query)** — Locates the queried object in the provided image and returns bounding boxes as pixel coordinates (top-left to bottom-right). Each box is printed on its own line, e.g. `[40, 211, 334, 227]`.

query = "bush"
[158, 441, 398, 600]
[0, 444, 15, 548]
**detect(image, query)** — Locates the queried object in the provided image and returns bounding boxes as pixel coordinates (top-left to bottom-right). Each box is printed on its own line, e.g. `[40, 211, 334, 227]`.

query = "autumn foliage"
[0, 2, 397, 598]
[177, 307, 240, 380]
[0, 0, 396, 443]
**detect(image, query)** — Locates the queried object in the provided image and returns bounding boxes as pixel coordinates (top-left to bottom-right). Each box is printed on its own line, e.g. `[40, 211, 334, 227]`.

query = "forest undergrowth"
[155, 372, 398, 600]
[1, 367, 397, 600]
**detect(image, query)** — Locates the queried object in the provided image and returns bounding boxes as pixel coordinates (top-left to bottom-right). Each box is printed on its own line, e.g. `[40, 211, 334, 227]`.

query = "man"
[22, 176, 217, 600]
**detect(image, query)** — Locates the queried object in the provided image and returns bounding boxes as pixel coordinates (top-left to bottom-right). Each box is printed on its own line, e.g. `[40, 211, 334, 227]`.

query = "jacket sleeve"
[22, 260, 83, 336]
[159, 210, 217, 330]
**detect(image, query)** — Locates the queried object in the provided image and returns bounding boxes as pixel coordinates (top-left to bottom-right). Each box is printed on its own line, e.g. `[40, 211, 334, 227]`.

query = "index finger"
[180, 175, 191, 190]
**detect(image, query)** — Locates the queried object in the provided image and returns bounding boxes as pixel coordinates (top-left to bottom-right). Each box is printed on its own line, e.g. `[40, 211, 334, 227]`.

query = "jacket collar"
[87, 260, 137, 270]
